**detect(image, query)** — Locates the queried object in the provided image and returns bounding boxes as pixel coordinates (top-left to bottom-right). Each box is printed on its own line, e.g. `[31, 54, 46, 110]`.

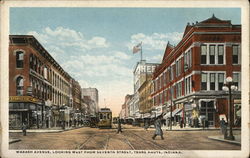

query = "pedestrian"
[220, 118, 228, 139]
[144, 119, 149, 131]
[22, 122, 27, 136]
[152, 115, 164, 140]
[117, 119, 122, 133]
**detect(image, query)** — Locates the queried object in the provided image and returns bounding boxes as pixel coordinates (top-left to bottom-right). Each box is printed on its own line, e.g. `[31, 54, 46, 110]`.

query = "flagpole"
[140, 42, 143, 61]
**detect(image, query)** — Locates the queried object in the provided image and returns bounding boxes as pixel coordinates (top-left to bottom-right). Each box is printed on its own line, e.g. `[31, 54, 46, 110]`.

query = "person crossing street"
[152, 115, 164, 140]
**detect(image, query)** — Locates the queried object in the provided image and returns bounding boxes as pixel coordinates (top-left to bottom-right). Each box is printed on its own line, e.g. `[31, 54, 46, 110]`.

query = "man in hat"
[152, 115, 164, 140]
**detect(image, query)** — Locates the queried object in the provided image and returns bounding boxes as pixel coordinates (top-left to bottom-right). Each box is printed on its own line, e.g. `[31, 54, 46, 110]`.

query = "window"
[218, 45, 224, 64]
[209, 45, 215, 64]
[201, 45, 207, 64]
[16, 76, 24, 96]
[210, 73, 215, 90]
[163, 72, 167, 86]
[201, 73, 207, 90]
[233, 73, 240, 89]
[29, 54, 33, 69]
[16, 51, 24, 68]
[232, 45, 240, 64]
[44, 67, 48, 79]
[185, 76, 192, 95]
[176, 82, 182, 98]
[170, 65, 174, 80]
[176, 60, 179, 76]
[218, 73, 224, 90]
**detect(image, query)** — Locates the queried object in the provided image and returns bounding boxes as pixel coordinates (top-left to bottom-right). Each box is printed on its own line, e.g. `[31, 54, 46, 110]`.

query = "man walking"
[22, 122, 27, 136]
[152, 115, 164, 140]
[220, 118, 228, 139]
[117, 119, 122, 133]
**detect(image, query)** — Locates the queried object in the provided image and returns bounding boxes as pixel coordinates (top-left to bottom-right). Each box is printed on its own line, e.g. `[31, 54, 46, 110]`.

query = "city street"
[9, 125, 240, 150]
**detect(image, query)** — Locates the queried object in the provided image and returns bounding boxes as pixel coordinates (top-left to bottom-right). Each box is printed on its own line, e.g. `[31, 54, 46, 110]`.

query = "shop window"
[16, 76, 24, 96]
[16, 51, 24, 68]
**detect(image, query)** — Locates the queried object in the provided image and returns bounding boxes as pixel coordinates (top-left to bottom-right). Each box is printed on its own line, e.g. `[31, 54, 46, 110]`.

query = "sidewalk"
[9, 126, 84, 133]
[208, 135, 241, 145]
[9, 138, 21, 144]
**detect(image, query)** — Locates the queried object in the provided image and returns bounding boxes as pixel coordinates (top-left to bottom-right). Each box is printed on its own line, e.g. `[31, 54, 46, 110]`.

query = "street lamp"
[222, 76, 237, 140]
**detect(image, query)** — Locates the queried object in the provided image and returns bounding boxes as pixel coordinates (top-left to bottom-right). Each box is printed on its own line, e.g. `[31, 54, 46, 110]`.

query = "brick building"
[152, 15, 241, 128]
[9, 35, 72, 129]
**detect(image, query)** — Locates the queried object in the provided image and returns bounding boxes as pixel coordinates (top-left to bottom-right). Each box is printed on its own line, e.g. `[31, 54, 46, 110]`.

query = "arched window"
[16, 51, 24, 68]
[16, 76, 24, 96]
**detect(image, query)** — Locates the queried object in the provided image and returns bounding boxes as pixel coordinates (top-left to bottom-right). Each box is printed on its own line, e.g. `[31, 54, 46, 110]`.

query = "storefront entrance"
[200, 100, 215, 127]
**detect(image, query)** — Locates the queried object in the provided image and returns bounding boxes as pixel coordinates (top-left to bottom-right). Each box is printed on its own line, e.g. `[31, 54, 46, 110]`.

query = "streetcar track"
[75, 135, 95, 150]
[103, 135, 110, 150]
[123, 136, 135, 150]
[121, 125, 167, 150]
[130, 132, 166, 150]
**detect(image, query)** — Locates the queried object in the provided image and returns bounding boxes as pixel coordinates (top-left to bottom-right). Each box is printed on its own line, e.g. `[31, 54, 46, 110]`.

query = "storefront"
[9, 96, 41, 129]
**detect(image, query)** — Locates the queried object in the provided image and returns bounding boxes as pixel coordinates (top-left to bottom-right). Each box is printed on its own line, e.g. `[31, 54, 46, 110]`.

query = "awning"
[176, 110, 183, 116]
[172, 108, 182, 116]
[164, 112, 170, 118]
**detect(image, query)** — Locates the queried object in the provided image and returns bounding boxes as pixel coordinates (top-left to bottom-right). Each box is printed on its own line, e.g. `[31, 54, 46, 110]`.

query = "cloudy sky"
[10, 8, 240, 116]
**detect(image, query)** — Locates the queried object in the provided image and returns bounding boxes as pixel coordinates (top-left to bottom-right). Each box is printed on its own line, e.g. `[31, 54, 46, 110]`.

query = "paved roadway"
[9, 125, 240, 150]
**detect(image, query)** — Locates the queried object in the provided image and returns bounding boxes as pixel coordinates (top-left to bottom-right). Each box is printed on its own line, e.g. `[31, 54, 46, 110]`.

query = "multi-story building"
[82, 88, 99, 113]
[132, 60, 158, 123]
[9, 35, 72, 129]
[152, 15, 241, 128]
[138, 74, 154, 119]
[120, 94, 133, 122]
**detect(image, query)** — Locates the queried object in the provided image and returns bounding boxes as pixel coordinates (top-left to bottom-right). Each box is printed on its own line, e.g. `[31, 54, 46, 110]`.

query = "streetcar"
[98, 108, 112, 128]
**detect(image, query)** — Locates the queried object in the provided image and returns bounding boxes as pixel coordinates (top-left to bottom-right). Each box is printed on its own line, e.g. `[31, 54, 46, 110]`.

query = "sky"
[10, 8, 241, 116]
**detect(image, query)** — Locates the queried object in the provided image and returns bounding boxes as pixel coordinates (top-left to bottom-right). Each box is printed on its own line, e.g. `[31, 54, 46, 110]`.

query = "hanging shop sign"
[9, 96, 39, 103]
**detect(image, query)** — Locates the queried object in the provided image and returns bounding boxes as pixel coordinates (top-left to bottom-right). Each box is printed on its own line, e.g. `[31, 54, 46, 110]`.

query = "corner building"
[9, 35, 72, 129]
[152, 15, 241, 128]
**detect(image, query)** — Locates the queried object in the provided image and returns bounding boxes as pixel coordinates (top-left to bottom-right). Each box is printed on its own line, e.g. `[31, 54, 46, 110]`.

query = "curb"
[207, 136, 241, 146]
[9, 139, 21, 144]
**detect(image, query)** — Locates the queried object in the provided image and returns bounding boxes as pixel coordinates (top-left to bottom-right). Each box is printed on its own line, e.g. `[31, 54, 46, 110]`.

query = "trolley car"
[98, 108, 112, 128]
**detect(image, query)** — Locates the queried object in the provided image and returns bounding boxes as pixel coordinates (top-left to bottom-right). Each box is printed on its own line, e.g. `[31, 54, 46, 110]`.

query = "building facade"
[9, 35, 72, 129]
[82, 88, 99, 114]
[152, 15, 241, 128]
[131, 60, 158, 123]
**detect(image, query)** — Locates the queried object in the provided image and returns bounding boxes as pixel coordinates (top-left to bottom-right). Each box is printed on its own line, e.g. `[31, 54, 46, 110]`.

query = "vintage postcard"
[0, 0, 249, 158]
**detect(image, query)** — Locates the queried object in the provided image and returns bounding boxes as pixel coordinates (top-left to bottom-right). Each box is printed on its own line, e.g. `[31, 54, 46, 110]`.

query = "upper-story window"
[218, 45, 224, 64]
[201, 73, 207, 90]
[233, 72, 240, 90]
[16, 76, 24, 96]
[29, 54, 33, 69]
[210, 73, 216, 90]
[201, 72, 225, 91]
[218, 73, 224, 90]
[184, 49, 192, 70]
[209, 45, 215, 64]
[201, 44, 225, 65]
[16, 51, 24, 68]
[201, 45, 207, 64]
[232, 45, 240, 64]
[44, 67, 48, 79]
